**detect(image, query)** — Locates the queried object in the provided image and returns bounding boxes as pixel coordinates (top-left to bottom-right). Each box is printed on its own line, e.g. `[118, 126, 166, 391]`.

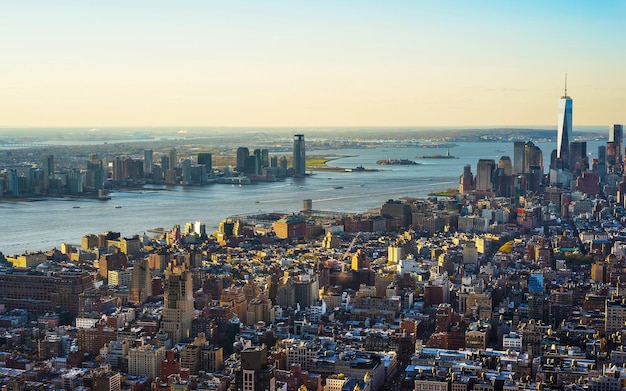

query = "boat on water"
[333, 186, 344, 189]
[114, 205, 122, 209]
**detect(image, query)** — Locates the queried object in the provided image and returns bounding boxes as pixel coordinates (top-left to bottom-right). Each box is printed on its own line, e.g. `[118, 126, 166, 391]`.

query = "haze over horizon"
[1, 1, 624, 128]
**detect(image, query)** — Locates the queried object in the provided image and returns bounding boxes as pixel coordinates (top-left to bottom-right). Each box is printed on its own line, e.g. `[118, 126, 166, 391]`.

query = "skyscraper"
[475, 159, 495, 192]
[609, 124, 623, 168]
[459, 164, 474, 194]
[523, 141, 543, 174]
[513, 141, 525, 174]
[236, 147, 249, 172]
[197, 153, 212, 172]
[293, 134, 306, 176]
[557, 76, 573, 165]
[41, 154, 54, 192]
[169, 148, 178, 169]
[144, 149, 153, 175]
[161, 261, 194, 344]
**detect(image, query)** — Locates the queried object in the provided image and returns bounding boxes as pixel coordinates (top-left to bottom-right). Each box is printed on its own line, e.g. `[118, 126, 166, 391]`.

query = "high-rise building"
[161, 261, 194, 344]
[557, 76, 573, 165]
[569, 141, 587, 173]
[86, 154, 105, 191]
[128, 344, 165, 381]
[197, 152, 212, 173]
[236, 345, 276, 391]
[475, 159, 495, 192]
[293, 134, 306, 176]
[605, 299, 626, 335]
[609, 124, 624, 168]
[169, 148, 178, 169]
[144, 149, 153, 175]
[161, 155, 170, 172]
[129, 258, 152, 304]
[513, 141, 525, 174]
[236, 147, 249, 172]
[459, 164, 474, 193]
[523, 141, 543, 174]
[528, 273, 546, 323]
[41, 154, 54, 192]
[498, 156, 513, 176]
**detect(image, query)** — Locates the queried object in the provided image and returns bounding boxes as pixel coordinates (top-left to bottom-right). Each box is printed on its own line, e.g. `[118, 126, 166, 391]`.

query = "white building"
[128, 345, 165, 381]
[502, 332, 523, 352]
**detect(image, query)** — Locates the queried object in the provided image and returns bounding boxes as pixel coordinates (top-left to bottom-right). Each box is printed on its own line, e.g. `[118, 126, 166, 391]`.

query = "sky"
[1, 1, 625, 128]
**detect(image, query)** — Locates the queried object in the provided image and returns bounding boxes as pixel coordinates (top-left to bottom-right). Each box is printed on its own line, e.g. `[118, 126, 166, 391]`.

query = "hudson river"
[0, 141, 603, 255]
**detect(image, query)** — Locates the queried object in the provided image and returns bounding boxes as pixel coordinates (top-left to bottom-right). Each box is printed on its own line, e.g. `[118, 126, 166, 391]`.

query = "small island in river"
[415, 149, 458, 159]
[376, 159, 421, 165]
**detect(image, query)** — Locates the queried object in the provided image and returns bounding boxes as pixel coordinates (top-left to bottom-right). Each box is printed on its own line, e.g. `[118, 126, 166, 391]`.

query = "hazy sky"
[1, 1, 624, 127]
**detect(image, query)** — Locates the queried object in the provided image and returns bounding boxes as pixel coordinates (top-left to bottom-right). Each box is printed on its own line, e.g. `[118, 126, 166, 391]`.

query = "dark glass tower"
[293, 134, 306, 176]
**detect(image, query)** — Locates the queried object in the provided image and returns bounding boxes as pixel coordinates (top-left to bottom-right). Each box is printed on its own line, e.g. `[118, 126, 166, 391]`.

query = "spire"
[562, 73, 570, 99]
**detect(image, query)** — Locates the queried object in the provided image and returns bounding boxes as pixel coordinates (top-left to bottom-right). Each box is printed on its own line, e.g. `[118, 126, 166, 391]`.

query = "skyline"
[1, 1, 625, 127]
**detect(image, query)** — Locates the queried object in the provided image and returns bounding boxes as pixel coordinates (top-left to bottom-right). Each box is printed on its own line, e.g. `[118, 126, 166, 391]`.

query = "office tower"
[513, 142, 525, 174]
[527, 273, 546, 323]
[498, 156, 513, 175]
[245, 155, 260, 174]
[197, 152, 212, 172]
[459, 164, 474, 193]
[236, 345, 276, 391]
[144, 149, 153, 175]
[41, 154, 54, 192]
[523, 141, 543, 174]
[261, 149, 269, 168]
[557, 76, 573, 166]
[475, 159, 495, 191]
[129, 258, 152, 304]
[569, 141, 587, 173]
[67, 168, 83, 194]
[236, 147, 250, 172]
[293, 134, 306, 176]
[86, 154, 105, 191]
[161, 155, 169, 172]
[609, 124, 624, 168]
[605, 299, 626, 335]
[598, 145, 607, 165]
[169, 148, 178, 169]
[161, 261, 194, 344]
[128, 345, 165, 381]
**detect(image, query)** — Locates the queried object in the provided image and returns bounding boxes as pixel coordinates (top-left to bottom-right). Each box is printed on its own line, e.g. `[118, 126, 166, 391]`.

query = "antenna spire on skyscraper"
[564, 73, 568, 98]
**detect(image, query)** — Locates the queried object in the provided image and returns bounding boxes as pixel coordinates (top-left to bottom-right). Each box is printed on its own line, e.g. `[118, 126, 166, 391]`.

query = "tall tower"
[513, 141, 525, 174]
[609, 124, 624, 168]
[557, 75, 573, 166]
[161, 261, 194, 344]
[41, 154, 54, 192]
[293, 134, 306, 176]
[236, 147, 249, 172]
[475, 159, 495, 192]
[144, 149, 153, 175]
[169, 148, 178, 169]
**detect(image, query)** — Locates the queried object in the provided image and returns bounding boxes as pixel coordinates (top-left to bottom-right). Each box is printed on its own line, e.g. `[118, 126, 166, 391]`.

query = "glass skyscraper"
[293, 134, 306, 177]
[557, 79, 573, 165]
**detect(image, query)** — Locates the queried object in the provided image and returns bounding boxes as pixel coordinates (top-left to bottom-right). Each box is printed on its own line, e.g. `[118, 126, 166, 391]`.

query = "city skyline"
[1, 1, 625, 128]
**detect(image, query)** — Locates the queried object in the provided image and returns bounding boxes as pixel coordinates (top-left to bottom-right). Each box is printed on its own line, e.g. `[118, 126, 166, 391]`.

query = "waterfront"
[0, 140, 603, 255]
